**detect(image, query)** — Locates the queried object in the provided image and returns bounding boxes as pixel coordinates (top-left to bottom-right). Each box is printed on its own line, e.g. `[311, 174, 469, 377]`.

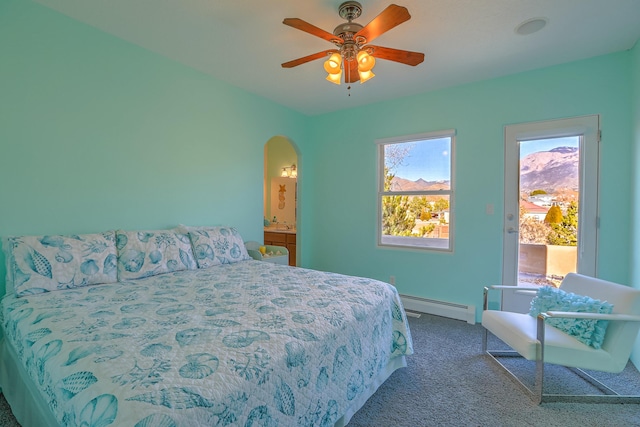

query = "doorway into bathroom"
[264, 136, 299, 266]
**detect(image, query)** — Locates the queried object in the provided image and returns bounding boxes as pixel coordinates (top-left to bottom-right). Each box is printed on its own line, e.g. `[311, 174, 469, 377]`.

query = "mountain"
[390, 176, 449, 191]
[520, 146, 578, 193]
[390, 146, 577, 194]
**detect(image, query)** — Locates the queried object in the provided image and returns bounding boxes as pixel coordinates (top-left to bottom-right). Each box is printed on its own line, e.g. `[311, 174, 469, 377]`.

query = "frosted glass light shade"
[326, 70, 342, 85]
[358, 69, 375, 83]
[357, 50, 375, 72]
[323, 53, 342, 74]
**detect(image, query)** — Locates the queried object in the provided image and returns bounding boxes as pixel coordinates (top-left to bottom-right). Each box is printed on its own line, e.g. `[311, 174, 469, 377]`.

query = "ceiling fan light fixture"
[357, 50, 375, 72]
[358, 69, 375, 83]
[282, 3, 424, 89]
[323, 53, 342, 74]
[326, 70, 342, 85]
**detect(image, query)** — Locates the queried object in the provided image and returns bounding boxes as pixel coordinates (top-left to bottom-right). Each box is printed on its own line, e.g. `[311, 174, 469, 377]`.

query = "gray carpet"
[348, 314, 640, 427]
[1, 314, 639, 426]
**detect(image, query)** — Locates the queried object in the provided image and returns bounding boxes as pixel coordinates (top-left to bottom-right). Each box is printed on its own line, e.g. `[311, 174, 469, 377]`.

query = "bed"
[0, 227, 413, 426]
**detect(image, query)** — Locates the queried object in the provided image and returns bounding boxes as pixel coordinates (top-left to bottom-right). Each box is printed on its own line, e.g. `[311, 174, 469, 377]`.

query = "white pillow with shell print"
[180, 225, 252, 268]
[116, 229, 197, 280]
[5, 231, 118, 297]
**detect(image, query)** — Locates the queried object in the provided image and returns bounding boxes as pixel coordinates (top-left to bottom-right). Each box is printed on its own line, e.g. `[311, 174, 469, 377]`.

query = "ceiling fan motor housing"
[338, 1, 362, 21]
[332, 22, 364, 39]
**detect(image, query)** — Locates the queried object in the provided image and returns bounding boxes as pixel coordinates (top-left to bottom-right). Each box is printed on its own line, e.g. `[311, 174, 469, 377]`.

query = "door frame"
[502, 116, 600, 307]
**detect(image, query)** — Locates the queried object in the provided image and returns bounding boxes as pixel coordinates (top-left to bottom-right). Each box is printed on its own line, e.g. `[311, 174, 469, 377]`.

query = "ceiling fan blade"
[281, 50, 338, 68]
[367, 45, 425, 66]
[355, 4, 411, 44]
[283, 18, 342, 44]
[344, 59, 360, 83]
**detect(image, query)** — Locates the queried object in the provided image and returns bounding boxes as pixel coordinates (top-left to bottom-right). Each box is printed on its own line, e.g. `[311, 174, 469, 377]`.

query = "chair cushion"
[529, 286, 613, 349]
[482, 310, 619, 372]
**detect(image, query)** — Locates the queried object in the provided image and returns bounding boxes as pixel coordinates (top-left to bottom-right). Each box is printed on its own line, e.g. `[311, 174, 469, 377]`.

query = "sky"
[519, 136, 579, 158]
[389, 136, 579, 182]
[388, 137, 451, 181]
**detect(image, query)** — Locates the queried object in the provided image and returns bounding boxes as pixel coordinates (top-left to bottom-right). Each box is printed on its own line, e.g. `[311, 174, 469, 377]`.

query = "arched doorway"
[264, 136, 299, 266]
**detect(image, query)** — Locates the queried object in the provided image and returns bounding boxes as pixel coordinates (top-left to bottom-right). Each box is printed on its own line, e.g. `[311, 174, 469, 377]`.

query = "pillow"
[116, 229, 197, 280]
[529, 286, 614, 349]
[181, 225, 251, 268]
[5, 231, 118, 297]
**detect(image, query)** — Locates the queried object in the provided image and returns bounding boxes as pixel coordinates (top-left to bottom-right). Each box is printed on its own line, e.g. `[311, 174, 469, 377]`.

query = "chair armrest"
[487, 285, 540, 291]
[483, 285, 539, 310]
[247, 249, 263, 261]
[542, 311, 640, 322]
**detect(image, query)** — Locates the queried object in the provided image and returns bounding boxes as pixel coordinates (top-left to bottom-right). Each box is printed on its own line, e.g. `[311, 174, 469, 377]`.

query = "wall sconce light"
[281, 164, 297, 178]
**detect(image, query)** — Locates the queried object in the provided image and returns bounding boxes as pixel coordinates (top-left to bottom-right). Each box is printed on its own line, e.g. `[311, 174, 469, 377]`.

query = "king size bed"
[0, 226, 413, 426]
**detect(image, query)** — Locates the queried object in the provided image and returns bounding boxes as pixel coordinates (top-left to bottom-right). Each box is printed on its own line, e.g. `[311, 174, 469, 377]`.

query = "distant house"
[521, 200, 549, 221]
[528, 194, 555, 206]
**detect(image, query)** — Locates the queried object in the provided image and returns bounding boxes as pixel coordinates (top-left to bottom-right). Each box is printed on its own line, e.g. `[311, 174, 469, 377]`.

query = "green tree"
[544, 205, 563, 224]
[530, 189, 547, 196]
[381, 167, 415, 236]
[416, 224, 436, 237]
[432, 198, 449, 214]
[546, 201, 578, 246]
[409, 196, 430, 221]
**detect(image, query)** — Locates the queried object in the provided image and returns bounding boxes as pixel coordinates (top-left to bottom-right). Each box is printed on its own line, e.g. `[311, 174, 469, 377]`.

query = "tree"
[417, 224, 436, 237]
[530, 189, 547, 196]
[519, 206, 550, 244]
[520, 216, 550, 244]
[432, 198, 450, 213]
[381, 144, 418, 236]
[546, 201, 578, 246]
[381, 167, 415, 236]
[544, 205, 563, 224]
[409, 196, 430, 221]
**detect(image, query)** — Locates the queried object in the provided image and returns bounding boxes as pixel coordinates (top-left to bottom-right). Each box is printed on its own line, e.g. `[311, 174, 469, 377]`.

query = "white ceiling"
[34, 0, 640, 116]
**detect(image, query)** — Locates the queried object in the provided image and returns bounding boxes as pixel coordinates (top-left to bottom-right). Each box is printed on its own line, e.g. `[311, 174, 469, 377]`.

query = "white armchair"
[482, 273, 640, 404]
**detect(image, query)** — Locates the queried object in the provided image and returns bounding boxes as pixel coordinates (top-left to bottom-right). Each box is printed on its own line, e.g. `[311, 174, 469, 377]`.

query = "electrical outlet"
[389, 276, 395, 285]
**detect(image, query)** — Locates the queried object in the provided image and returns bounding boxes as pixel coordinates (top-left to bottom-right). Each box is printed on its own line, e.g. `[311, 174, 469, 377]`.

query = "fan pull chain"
[346, 60, 351, 96]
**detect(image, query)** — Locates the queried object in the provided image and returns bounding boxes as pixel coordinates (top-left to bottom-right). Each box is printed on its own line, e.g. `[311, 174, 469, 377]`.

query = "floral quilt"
[1, 261, 413, 426]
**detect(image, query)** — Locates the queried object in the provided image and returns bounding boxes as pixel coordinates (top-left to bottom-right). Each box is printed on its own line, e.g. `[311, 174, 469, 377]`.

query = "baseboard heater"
[400, 294, 476, 324]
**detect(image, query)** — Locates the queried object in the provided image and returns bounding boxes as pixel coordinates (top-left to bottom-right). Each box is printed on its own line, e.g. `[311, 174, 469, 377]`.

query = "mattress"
[0, 260, 413, 426]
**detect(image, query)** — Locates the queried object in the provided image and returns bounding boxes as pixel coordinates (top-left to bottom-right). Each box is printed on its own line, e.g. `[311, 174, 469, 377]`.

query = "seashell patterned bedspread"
[1, 260, 413, 426]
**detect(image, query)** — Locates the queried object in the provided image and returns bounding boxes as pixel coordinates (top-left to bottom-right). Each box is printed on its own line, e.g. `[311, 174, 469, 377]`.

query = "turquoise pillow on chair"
[529, 286, 614, 349]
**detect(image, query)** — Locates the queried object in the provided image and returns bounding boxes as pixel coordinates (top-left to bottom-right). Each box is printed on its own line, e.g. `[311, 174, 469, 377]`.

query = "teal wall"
[0, 0, 308, 295]
[631, 40, 640, 367]
[303, 52, 634, 318]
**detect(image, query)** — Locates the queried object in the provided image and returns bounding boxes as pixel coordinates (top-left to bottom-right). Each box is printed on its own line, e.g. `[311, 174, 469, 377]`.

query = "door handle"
[507, 227, 518, 234]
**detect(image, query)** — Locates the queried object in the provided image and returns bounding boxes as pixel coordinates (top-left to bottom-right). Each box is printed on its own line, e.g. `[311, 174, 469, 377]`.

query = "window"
[377, 129, 455, 251]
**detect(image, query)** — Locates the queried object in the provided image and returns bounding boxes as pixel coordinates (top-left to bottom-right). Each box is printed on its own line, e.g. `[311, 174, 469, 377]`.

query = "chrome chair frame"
[482, 285, 640, 404]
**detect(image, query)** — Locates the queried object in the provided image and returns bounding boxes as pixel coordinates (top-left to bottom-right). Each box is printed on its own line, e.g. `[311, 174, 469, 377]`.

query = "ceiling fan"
[281, 2, 425, 85]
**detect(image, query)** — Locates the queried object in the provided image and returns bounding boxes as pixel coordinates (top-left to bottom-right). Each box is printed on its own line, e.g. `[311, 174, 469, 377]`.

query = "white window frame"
[376, 129, 456, 251]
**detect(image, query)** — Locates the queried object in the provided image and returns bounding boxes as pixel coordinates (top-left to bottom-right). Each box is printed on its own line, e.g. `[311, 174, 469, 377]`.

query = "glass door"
[502, 116, 600, 312]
